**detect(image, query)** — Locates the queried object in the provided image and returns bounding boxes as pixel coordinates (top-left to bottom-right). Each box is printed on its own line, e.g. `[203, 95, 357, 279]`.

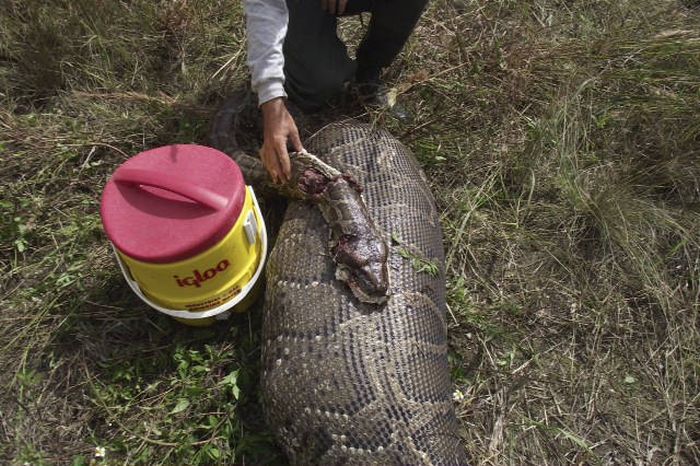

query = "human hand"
[320, 0, 348, 15]
[260, 97, 303, 184]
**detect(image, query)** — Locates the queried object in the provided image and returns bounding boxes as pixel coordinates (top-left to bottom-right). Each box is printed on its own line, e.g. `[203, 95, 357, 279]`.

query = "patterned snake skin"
[259, 122, 466, 465]
[209, 97, 466, 464]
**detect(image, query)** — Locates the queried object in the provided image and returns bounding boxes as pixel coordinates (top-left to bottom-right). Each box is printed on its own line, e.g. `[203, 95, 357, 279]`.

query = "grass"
[1, 0, 698, 464]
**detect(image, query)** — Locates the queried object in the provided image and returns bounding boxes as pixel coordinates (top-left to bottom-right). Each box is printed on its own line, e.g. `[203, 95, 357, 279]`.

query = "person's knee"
[409, 0, 429, 15]
[390, 0, 428, 12]
[285, 62, 351, 109]
[289, 59, 348, 90]
[313, 67, 349, 96]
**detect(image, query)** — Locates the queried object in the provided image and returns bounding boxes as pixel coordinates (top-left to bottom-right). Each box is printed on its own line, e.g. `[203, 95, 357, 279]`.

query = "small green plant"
[12, 216, 29, 253]
[16, 444, 48, 466]
[392, 234, 440, 277]
[398, 246, 440, 276]
[86, 342, 254, 465]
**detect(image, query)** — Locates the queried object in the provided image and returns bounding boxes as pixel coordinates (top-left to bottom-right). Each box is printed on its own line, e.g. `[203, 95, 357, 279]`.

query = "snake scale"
[211, 98, 467, 465]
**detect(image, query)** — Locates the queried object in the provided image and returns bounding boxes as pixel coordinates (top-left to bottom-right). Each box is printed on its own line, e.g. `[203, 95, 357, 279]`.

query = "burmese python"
[211, 97, 467, 465]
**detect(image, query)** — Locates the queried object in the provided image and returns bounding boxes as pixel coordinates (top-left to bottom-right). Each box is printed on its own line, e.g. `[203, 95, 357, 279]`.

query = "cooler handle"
[113, 168, 228, 211]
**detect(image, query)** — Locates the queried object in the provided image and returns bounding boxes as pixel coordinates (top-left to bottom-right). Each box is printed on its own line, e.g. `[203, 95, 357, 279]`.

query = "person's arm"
[245, 0, 287, 105]
[244, 0, 302, 183]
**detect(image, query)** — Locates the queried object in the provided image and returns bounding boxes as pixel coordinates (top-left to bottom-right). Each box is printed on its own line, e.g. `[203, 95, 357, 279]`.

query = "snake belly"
[260, 121, 467, 465]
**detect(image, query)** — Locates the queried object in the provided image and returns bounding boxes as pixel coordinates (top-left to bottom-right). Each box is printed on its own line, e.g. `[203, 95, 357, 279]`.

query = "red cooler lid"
[100, 144, 246, 263]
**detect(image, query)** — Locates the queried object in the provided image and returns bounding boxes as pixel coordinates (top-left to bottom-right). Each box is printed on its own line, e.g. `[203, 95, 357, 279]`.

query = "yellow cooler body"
[115, 187, 267, 326]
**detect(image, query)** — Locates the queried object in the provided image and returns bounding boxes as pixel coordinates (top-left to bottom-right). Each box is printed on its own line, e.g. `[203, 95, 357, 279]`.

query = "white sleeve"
[244, 0, 288, 106]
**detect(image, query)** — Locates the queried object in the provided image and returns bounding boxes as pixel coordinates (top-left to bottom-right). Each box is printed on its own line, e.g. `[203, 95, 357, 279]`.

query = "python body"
[211, 100, 467, 465]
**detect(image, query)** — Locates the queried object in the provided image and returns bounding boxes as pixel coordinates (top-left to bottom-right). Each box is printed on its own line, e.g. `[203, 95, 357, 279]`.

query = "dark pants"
[283, 0, 429, 111]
